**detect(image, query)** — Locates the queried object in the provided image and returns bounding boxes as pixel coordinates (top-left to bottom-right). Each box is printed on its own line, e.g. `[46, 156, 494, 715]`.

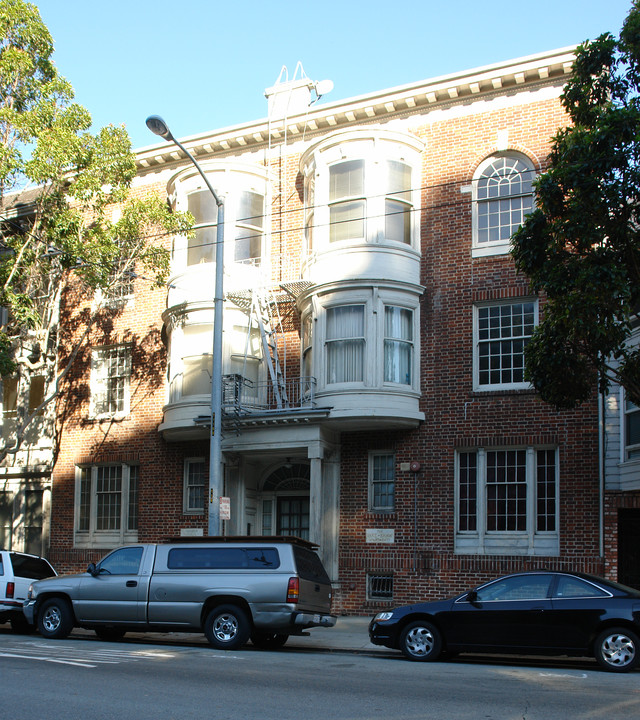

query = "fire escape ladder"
[251, 287, 289, 410]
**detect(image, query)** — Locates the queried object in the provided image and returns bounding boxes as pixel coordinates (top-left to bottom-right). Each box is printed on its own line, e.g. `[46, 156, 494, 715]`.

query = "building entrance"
[618, 508, 640, 589]
[261, 462, 310, 541]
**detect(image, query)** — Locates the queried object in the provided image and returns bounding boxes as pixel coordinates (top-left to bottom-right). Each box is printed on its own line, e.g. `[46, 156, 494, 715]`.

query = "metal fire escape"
[223, 281, 312, 433]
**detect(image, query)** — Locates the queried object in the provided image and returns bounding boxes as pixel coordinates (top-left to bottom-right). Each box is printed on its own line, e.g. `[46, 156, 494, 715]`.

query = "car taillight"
[287, 577, 299, 603]
[6, 581, 14, 599]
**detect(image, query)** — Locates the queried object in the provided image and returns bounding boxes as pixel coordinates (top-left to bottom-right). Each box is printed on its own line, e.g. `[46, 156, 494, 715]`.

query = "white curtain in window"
[326, 305, 364, 383]
[384, 307, 412, 384]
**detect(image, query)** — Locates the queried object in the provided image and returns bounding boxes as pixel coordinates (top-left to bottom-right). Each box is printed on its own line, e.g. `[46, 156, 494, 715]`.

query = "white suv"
[0, 550, 56, 632]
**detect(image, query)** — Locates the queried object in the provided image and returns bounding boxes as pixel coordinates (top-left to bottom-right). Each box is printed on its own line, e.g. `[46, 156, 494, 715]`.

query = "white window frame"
[184, 457, 206, 514]
[473, 300, 538, 391]
[472, 152, 536, 258]
[383, 305, 413, 386]
[74, 463, 139, 548]
[90, 344, 132, 419]
[369, 451, 396, 512]
[454, 447, 559, 556]
[623, 391, 640, 461]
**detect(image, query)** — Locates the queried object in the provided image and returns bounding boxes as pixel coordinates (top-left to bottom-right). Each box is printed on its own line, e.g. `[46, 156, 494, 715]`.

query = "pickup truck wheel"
[38, 598, 73, 639]
[251, 632, 289, 649]
[204, 604, 250, 650]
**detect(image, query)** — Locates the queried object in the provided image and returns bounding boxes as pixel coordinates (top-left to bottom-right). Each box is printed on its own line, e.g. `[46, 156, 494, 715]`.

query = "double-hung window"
[624, 396, 640, 460]
[385, 161, 412, 244]
[76, 464, 139, 547]
[326, 305, 365, 384]
[329, 160, 365, 243]
[184, 458, 206, 514]
[235, 190, 264, 264]
[474, 154, 535, 247]
[456, 447, 558, 555]
[475, 301, 537, 390]
[384, 306, 413, 384]
[370, 452, 395, 511]
[187, 189, 217, 265]
[472, 153, 535, 257]
[91, 345, 131, 417]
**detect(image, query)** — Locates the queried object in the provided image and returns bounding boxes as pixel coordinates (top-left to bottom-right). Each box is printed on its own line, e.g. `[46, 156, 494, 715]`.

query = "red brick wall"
[334, 96, 602, 613]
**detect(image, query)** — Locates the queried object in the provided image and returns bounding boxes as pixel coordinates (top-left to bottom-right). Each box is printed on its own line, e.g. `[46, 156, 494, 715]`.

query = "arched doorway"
[261, 463, 310, 540]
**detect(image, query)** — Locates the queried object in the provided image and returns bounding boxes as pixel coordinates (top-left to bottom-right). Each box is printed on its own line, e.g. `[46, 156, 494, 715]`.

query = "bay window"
[300, 129, 422, 252]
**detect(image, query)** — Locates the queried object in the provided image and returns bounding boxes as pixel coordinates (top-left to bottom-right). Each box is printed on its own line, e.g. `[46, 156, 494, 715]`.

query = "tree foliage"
[511, 0, 640, 409]
[0, 0, 192, 460]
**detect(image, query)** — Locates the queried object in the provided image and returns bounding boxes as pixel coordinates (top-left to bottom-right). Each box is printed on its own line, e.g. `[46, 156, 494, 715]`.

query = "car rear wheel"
[251, 632, 289, 649]
[399, 620, 443, 661]
[38, 598, 73, 639]
[204, 604, 250, 650]
[594, 627, 639, 672]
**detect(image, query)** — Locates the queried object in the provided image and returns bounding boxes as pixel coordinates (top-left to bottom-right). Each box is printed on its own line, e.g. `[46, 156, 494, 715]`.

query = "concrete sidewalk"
[70, 615, 387, 654]
[285, 615, 382, 653]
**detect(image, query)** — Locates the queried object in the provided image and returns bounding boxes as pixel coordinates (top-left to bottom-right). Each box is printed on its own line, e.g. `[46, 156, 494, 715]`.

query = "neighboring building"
[0, 190, 54, 556]
[46, 47, 607, 612]
[601, 325, 640, 591]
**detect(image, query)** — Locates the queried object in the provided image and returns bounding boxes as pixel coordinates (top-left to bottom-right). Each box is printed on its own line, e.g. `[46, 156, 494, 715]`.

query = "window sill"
[472, 243, 511, 258]
[87, 412, 130, 424]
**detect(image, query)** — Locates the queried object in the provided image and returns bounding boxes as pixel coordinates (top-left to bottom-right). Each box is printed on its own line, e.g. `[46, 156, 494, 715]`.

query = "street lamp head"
[145, 115, 174, 142]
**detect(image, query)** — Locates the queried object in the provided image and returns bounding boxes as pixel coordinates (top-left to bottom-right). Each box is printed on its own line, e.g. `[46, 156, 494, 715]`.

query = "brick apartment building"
[4, 45, 638, 612]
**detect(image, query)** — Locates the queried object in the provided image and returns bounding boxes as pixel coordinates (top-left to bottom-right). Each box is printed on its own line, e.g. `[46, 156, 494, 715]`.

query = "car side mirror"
[87, 562, 98, 576]
[466, 590, 478, 603]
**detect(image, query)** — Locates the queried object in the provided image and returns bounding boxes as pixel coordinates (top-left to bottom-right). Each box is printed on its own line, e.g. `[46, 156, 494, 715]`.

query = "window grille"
[367, 573, 394, 600]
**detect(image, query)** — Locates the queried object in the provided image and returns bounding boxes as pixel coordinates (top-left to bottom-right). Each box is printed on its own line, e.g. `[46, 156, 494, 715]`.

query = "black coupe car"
[368, 571, 640, 672]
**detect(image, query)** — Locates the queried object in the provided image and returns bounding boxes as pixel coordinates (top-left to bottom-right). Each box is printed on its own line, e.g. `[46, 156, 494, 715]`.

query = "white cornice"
[136, 46, 576, 172]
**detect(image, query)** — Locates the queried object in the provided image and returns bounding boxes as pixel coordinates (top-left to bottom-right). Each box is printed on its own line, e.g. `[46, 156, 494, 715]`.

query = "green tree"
[0, 0, 191, 461]
[511, 0, 640, 409]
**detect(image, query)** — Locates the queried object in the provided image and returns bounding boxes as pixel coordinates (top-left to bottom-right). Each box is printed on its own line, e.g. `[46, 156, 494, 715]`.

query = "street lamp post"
[146, 115, 224, 536]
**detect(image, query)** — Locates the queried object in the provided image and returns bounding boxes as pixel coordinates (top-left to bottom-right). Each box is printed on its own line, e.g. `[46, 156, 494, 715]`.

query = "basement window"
[367, 573, 394, 601]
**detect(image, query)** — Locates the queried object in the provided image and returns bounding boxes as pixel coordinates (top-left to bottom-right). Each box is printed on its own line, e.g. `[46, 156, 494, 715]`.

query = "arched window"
[473, 154, 535, 251]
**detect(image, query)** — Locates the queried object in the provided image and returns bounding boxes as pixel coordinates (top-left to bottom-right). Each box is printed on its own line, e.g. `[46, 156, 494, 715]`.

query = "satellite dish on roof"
[315, 79, 334, 98]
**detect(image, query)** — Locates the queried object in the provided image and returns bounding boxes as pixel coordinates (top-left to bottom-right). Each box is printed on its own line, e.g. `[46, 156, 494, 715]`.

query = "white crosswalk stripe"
[0, 640, 180, 668]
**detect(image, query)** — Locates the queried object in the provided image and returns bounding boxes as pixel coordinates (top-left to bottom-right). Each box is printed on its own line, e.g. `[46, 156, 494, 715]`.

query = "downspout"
[598, 387, 605, 561]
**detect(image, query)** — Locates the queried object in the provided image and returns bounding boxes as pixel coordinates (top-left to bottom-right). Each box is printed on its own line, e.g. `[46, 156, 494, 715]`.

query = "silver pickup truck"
[23, 537, 335, 650]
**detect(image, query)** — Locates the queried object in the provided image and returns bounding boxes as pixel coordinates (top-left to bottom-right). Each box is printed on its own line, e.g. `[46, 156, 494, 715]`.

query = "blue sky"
[33, 0, 633, 151]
